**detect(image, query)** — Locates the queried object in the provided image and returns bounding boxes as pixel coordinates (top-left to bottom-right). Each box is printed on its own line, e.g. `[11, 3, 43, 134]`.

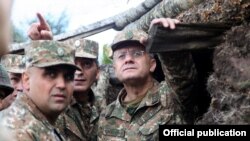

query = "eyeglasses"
[113, 50, 145, 61]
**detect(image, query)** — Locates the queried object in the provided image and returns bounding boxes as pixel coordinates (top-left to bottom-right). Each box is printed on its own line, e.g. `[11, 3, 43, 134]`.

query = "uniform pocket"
[100, 127, 127, 141]
[139, 123, 158, 135]
[139, 114, 170, 141]
[139, 124, 159, 141]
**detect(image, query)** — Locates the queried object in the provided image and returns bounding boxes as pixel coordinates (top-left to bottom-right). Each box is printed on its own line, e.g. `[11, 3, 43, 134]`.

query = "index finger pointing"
[37, 13, 47, 26]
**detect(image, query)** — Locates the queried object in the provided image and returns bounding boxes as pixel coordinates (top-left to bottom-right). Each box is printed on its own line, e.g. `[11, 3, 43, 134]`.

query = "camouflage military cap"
[111, 29, 148, 51]
[0, 65, 14, 97]
[1, 54, 25, 74]
[25, 40, 80, 70]
[65, 38, 99, 59]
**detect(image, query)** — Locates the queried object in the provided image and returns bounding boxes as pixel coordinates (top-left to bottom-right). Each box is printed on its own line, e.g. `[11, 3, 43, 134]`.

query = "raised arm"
[147, 18, 199, 123]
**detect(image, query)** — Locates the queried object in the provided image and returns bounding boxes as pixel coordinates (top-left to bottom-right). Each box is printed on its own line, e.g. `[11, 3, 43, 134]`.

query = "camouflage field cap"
[25, 40, 80, 70]
[65, 38, 99, 59]
[0, 65, 14, 97]
[111, 29, 148, 51]
[1, 54, 25, 74]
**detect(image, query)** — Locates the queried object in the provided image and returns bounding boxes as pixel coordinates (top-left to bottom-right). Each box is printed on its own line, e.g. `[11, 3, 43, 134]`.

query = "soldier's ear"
[96, 68, 100, 80]
[149, 58, 156, 73]
[22, 71, 30, 91]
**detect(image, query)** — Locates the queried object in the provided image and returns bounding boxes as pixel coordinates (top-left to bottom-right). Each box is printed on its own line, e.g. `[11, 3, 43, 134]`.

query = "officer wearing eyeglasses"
[98, 18, 185, 141]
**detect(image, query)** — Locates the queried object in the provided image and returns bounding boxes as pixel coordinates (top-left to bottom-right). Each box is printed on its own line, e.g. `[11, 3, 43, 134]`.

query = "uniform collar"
[106, 80, 161, 121]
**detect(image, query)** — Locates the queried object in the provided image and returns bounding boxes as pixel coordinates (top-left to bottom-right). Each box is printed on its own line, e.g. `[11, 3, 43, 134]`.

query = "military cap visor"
[111, 30, 148, 51]
[5, 69, 23, 74]
[111, 40, 145, 51]
[75, 52, 97, 59]
[31, 61, 81, 71]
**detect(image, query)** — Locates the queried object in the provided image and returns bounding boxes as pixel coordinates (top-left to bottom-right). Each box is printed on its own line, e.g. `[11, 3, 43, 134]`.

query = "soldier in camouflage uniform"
[56, 38, 100, 141]
[28, 15, 101, 140]
[1, 54, 25, 96]
[98, 18, 184, 141]
[0, 40, 79, 141]
[0, 64, 14, 110]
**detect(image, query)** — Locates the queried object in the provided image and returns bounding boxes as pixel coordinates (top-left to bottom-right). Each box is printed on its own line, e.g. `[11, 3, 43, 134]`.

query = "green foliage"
[11, 24, 27, 43]
[102, 44, 113, 65]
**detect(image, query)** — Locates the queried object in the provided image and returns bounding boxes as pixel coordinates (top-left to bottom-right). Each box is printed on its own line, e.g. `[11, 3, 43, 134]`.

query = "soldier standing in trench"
[0, 54, 25, 111]
[28, 13, 102, 141]
[0, 40, 79, 140]
[1, 54, 26, 96]
[56, 39, 101, 141]
[97, 18, 185, 141]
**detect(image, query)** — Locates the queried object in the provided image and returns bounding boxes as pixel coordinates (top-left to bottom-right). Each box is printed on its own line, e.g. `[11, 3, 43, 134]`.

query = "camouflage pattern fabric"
[111, 29, 148, 51]
[25, 40, 79, 70]
[64, 38, 99, 59]
[0, 125, 17, 141]
[0, 93, 65, 141]
[98, 80, 184, 141]
[92, 64, 123, 112]
[0, 64, 14, 98]
[157, 52, 199, 124]
[56, 90, 99, 141]
[1, 54, 25, 74]
[55, 38, 100, 140]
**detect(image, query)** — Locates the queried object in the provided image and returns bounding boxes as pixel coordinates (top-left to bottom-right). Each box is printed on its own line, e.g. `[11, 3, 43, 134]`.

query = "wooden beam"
[146, 23, 231, 53]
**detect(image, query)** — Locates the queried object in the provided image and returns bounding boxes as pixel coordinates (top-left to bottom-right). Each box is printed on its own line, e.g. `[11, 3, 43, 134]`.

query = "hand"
[150, 18, 180, 29]
[140, 18, 180, 45]
[28, 13, 53, 40]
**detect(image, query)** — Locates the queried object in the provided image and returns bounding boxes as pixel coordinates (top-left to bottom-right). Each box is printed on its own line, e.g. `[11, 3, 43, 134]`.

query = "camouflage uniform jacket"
[57, 90, 99, 141]
[0, 93, 65, 141]
[98, 80, 184, 141]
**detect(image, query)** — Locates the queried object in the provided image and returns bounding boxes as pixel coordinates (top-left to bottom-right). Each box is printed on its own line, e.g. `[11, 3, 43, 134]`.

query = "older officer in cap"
[57, 38, 100, 141]
[1, 54, 26, 97]
[98, 18, 185, 141]
[0, 40, 79, 141]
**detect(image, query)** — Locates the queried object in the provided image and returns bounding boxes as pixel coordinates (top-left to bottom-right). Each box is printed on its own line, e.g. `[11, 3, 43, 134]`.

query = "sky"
[11, 0, 144, 45]
[11, 0, 144, 62]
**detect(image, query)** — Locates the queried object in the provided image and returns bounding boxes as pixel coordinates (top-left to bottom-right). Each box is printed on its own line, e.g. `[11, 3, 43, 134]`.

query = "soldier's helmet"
[111, 29, 148, 51]
[1, 54, 25, 74]
[0, 65, 14, 98]
[64, 38, 99, 59]
[25, 40, 80, 70]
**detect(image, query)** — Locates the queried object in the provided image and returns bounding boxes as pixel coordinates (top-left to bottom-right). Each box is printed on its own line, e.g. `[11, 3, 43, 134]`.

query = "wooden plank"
[146, 23, 231, 53]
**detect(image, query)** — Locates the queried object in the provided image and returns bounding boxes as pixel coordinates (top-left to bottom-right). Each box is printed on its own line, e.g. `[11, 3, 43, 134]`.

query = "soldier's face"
[74, 58, 99, 92]
[8, 73, 23, 97]
[22, 66, 75, 117]
[113, 46, 156, 83]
